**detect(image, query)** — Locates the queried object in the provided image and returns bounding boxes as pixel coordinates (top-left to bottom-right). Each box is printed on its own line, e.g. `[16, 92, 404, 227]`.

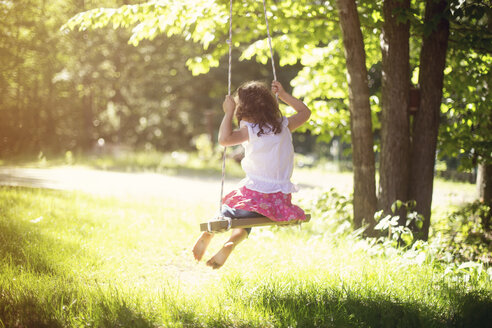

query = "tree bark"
[82, 82, 94, 150]
[380, 0, 411, 221]
[336, 0, 378, 232]
[409, 0, 450, 240]
[478, 164, 492, 203]
[477, 163, 492, 232]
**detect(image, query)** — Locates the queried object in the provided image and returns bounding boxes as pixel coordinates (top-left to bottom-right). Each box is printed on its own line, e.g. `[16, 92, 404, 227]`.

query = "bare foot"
[206, 242, 235, 269]
[192, 232, 214, 261]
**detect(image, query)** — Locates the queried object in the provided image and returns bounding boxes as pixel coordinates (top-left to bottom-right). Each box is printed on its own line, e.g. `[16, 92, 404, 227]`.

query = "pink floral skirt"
[223, 186, 306, 222]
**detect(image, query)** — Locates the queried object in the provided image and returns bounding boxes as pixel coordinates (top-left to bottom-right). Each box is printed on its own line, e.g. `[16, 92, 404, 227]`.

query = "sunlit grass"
[0, 185, 490, 327]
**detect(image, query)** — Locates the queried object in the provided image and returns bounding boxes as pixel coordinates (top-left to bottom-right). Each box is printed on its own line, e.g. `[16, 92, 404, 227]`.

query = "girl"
[192, 80, 311, 269]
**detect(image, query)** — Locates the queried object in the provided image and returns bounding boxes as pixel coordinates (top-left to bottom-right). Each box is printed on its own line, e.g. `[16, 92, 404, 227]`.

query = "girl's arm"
[272, 80, 311, 131]
[218, 95, 249, 147]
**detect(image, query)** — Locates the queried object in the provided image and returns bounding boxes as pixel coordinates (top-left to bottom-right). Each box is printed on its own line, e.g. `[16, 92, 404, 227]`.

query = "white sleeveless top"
[239, 117, 298, 194]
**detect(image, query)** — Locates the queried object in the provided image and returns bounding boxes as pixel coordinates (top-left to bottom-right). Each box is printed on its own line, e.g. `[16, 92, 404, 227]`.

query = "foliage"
[373, 200, 424, 247]
[439, 50, 492, 170]
[3, 0, 488, 173]
[62, 0, 490, 157]
[61, 0, 360, 146]
[434, 201, 492, 265]
[0, 0, 245, 157]
[299, 187, 354, 238]
[304, 188, 491, 277]
[437, 0, 492, 170]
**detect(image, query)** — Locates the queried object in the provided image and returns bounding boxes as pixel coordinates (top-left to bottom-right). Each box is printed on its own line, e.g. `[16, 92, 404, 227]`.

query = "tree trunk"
[44, 80, 57, 153]
[82, 83, 94, 151]
[380, 0, 411, 222]
[478, 164, 492, 203]
[336, 0, 378, 232]
[409, 0, 450, 240]
[477, 163, 492, 232]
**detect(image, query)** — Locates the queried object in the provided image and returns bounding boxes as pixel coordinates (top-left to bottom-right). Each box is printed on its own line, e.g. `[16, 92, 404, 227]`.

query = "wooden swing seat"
[200, 214, 311, 233]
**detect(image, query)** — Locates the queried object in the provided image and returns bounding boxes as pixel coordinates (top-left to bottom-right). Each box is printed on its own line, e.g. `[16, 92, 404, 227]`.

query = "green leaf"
[391, 200, 403, 213]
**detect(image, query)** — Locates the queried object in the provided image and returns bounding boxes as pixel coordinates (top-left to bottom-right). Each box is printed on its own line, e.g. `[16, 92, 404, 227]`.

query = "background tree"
[335, 0, 377, 231]
[0, 0, 245, 157]
[379, 0, 411, 222]
[409, 0, 450, 239]
[438, 0, 492, 231]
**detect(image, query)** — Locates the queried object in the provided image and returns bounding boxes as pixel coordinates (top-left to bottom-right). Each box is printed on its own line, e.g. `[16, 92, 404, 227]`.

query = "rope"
[219, 0, 233, 216]
[227, 0, 233, 96]
[262, 0, 277, 82]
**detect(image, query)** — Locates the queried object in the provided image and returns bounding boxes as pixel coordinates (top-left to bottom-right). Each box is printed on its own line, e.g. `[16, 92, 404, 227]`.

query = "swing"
[199, 0, 311, 233]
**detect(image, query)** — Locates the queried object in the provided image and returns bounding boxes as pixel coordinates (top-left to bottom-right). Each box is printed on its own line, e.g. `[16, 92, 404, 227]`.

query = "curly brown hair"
[234, 81, 283, 137]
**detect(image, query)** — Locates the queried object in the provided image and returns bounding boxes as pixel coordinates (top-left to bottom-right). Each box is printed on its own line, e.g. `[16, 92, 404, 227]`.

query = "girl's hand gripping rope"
[271, 80, 287, 99]
[223, 95, 236, 114]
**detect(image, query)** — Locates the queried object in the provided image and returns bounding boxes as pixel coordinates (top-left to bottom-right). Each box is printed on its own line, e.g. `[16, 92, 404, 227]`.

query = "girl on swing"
[192, 80, 311, 269]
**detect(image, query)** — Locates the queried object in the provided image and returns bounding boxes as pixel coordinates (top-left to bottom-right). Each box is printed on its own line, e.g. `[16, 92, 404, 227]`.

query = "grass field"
[0, 156, 490, 327]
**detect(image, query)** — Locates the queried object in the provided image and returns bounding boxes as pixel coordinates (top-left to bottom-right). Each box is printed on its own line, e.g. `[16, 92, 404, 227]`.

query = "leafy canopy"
[62, 0, 358, 142]
[63, 0, 491, 162]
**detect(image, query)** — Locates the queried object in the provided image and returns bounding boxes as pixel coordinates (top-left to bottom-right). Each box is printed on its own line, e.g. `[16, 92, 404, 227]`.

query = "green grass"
[0, 185, 491, 327]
